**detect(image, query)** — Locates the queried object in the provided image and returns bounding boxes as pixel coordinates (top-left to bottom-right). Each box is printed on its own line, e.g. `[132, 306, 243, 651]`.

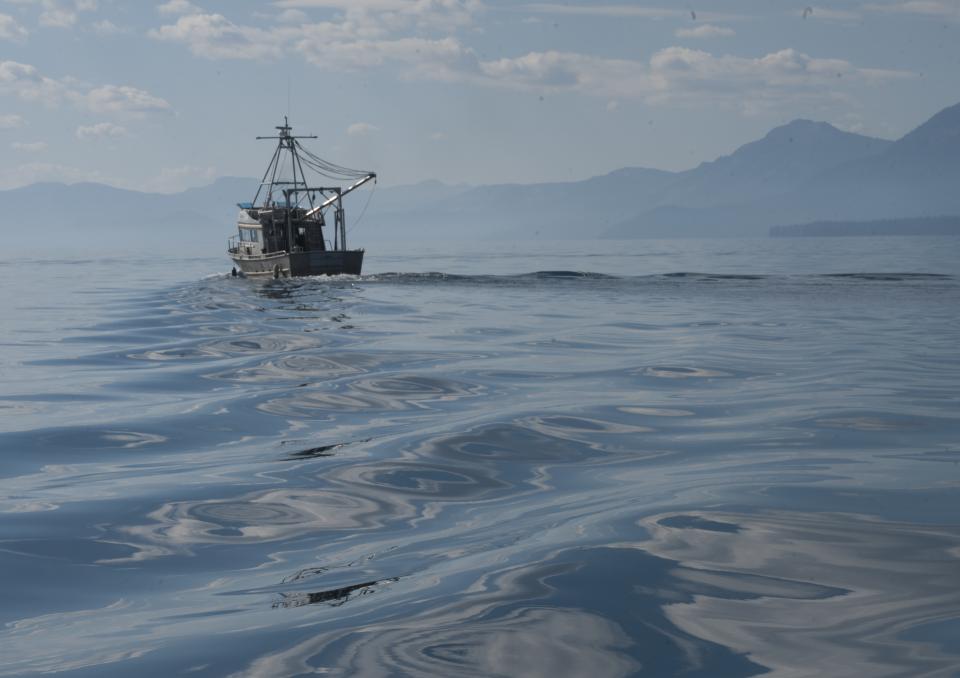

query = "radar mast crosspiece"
[255, 117, 317, 141]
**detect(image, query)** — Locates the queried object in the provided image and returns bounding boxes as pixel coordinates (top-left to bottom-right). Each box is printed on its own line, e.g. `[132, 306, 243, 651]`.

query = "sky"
[0, 0, 958, 192]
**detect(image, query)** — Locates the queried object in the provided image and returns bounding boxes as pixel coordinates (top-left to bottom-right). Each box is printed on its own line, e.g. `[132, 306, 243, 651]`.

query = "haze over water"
[2, 236, 960, 677]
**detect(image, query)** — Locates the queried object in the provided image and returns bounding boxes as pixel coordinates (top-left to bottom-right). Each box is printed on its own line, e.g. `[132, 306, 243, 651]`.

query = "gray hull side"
[231, 250, 363, 277]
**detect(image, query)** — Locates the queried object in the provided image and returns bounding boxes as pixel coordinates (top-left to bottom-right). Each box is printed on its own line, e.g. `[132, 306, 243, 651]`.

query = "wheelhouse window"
[239, 228, 261, 243]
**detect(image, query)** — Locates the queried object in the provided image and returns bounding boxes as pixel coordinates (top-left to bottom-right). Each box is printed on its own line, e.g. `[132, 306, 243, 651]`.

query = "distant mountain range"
[771, 215, 960, 237]
[4, 101, 959, 251]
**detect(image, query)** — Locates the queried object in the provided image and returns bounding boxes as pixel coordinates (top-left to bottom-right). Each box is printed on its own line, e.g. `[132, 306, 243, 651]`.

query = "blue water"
[1, 237, 959, 677]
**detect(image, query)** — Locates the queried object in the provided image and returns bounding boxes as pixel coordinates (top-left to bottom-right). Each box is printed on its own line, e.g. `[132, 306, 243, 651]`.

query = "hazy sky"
[1, 0, 958, 191]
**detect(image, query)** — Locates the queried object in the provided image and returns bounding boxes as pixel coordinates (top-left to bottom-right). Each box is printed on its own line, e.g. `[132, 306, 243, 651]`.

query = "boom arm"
[304, 173, 376, 218]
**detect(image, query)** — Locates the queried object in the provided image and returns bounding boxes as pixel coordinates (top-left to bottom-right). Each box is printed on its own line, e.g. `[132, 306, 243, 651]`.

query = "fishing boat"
[228, 118, 376, 278]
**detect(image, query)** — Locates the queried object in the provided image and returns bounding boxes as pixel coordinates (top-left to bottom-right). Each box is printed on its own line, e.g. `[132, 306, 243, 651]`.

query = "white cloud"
[605, 99, 619, 112]
[519, 4, 736, 22]
[150, 1, 484, 65]
[12, 0, 97, 28]
[276, 0, 483, 27]
[0, 60, 69, 106]
[480, 50, 589, 88]
[470, 47, 914, 111]
[0, 61, 37, 82]
[0, 113, 25, 128]
[295, 35, 475, 75]
[522, 4, 681, 18]
[143, 5, 909, 116]
[275, 8, 308, 23]
[39, 7, 77, 28]
[150, 8, 479, 76]
[84, 85, 172, 115]
[90, 19, 128, 35]
[0, 60, 172, 115]
[76, 121, 128, 139]
[12, 140, 47, 152]
[149, 13, 282, 60]
[0, 13, 29, 42]
[347, 121, 379, 137]
[430, 130, 447, 141]
[675, 24, 735, 39]
[275, 0, 416, 7]
[642, 47, 913, 110]
[157, 0, 200, 15]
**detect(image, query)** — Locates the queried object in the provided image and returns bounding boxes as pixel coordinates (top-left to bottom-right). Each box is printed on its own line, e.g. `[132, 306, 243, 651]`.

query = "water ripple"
[258, 375, 487, 416]
[3, 242, 960, 676]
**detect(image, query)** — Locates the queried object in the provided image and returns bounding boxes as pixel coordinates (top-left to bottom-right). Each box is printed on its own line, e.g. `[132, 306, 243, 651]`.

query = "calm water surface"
[1, 237, 959, 677]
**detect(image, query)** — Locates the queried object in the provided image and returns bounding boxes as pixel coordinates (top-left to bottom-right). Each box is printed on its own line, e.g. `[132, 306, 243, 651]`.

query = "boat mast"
[253, 116, 317, 208]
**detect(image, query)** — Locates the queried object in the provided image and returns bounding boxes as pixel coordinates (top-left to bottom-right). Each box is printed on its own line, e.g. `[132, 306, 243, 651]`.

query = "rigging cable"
[346, 179, 377, 234]
[293, 140, 371, 180]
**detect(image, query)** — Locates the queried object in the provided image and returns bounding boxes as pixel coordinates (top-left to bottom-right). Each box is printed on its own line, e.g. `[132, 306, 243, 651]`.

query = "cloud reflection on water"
[3, 249, 960, 675]
[641, 509, 960, 676]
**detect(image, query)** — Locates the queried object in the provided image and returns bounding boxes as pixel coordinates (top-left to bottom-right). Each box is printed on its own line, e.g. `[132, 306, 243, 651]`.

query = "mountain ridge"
[2, 101, 958, 247]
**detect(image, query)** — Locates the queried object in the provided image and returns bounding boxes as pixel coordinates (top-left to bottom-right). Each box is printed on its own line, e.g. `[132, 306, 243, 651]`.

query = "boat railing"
[228, 235, 259, 257]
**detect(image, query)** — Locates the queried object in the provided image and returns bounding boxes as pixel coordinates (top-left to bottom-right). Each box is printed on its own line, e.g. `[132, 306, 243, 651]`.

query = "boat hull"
[230, 249, 364, 277]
